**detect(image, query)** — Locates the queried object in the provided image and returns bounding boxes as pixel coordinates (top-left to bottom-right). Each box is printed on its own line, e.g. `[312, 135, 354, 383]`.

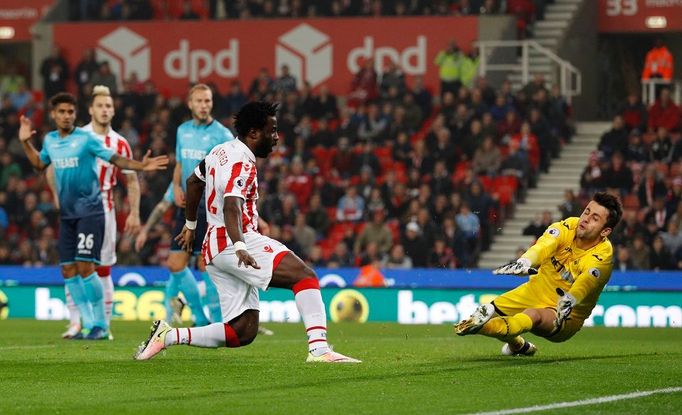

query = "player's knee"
[167, 254, 186, 273]
[522, 309, 543, 325]
[76, 262, 95, 277]
[61, 265, 77, 279]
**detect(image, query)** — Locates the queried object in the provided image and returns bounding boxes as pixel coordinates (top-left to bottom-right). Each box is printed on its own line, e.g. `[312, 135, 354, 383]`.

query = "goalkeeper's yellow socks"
[478, 313, 533, 340]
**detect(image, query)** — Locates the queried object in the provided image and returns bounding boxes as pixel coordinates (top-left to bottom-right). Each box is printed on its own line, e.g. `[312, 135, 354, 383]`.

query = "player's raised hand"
[492, 258, 537, 276]
[173, 185, 186, 208]
[554, 288, 576, 328]
[174, 226, 195, 253]
[134, 229, 148, 252]
[18, 115, 37, 142]
[141, 150, 170, 171]
[236, 250, 260, 269]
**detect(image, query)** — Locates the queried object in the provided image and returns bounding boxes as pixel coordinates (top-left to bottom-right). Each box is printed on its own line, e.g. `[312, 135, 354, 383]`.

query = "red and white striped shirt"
[196, 139, 259, 265]
[82, 123, 133, 212]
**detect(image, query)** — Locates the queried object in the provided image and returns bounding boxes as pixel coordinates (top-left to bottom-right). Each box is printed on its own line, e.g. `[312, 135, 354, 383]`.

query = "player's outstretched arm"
[18, 115, 47, 171]
[124, 172, 141, 235]
[172, 161, 185, 208]
[492, 258, 538, 276]
[136, 199, 172, 252]
[110, 150, 169, 172]
[174, 172, 205, 253]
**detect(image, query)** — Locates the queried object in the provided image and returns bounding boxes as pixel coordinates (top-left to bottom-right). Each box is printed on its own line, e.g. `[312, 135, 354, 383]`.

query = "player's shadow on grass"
[455, 351, 667, 365]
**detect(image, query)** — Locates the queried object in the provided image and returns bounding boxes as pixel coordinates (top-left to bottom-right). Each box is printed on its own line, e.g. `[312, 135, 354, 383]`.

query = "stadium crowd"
[575, 87, 682, 270]
[0, 35, 576, 271]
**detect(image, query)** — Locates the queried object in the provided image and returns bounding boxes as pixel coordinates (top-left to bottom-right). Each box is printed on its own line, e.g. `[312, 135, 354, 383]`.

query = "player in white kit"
[134, 102, 358, 362]
[61, 86, 140, 339]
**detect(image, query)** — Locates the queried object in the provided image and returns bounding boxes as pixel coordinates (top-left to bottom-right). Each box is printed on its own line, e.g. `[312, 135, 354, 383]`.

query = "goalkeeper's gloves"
[492, 258, 537, 276]
[555, 288, 577, 328]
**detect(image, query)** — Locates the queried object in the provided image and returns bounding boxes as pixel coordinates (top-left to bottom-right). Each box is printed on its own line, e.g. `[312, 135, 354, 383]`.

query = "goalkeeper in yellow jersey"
[454, 192, 623, 355]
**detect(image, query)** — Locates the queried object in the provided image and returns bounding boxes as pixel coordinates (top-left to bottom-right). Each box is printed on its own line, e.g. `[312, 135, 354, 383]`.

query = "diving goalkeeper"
[454, 192, 623, 355]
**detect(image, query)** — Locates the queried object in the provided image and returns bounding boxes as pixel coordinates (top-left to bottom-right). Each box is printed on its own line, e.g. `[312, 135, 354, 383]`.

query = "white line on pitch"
[464, 386, 682, 415]
[0, 344, 57, 350]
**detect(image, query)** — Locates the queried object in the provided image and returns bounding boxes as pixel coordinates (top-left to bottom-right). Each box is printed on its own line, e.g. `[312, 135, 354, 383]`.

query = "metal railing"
[641, 79, 682, 105]
[476, 40, 581, 103]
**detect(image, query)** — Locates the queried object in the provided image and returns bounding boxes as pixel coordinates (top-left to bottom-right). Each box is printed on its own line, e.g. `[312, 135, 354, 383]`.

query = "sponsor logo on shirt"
[181, 149, 206, 160]
[589, 267, 601, 278]
[547, 227, 560, 237]
[53, 157, 79, 168]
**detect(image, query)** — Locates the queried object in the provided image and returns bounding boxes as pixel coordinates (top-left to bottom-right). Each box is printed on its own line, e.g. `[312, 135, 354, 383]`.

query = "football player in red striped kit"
[135, 101, 359, 363]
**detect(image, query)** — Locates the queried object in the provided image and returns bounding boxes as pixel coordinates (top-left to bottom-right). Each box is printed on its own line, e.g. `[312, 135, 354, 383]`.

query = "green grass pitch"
[1, 320, 681, 414]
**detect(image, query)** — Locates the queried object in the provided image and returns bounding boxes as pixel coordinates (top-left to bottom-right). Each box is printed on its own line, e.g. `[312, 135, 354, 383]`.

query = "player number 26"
[77, 233, 95, 250]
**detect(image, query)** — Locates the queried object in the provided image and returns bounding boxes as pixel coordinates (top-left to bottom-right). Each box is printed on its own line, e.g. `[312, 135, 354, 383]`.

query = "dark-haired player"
[455, 192, 623, 355]
[18, 92, 168, 340]
[134, 102, 359, 363]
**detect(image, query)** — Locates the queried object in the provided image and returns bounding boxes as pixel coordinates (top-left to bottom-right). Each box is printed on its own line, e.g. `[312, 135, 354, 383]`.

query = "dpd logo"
[276, 24, 332, 89]
[96, 27, 150, 84]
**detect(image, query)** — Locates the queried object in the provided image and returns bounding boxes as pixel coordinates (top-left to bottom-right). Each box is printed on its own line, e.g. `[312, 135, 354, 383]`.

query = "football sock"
[174, 267, 209, 326]
[478, 313, 534, 340]
[293, 277, 330, 356]
[164, 323, 240, 348]
[64, 286, 81, 327]
[64, 277, 94, 330]
[201, 271, 223, 323]
[82, 273, 108, 330]
[507, 336, 527, 351]
[164, 273, 181, 320]
[97, 266, 114, 324]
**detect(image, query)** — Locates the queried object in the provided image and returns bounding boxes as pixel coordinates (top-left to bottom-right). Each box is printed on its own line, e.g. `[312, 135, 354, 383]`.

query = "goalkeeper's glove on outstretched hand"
[555, 288, 577, 327]
[492, 258, 537, 276]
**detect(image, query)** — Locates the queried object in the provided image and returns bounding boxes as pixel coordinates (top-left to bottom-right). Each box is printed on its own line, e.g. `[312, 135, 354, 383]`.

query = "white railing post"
[479, 43, 487, 77]
[522, 42, 529, 86]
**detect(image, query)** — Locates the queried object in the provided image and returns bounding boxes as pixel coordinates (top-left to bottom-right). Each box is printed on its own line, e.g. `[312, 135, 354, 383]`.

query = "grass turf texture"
[1, 320, 681, 414]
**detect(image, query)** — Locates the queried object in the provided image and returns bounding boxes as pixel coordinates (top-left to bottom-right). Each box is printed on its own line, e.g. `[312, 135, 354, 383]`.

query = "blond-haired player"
[61, 85, 140, 339]
[455, 192, 623, 355]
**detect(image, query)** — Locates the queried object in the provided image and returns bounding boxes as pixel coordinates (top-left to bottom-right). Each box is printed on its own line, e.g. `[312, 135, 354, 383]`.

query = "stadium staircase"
[508, 0, 585, 92]
[478, 121, 610, 269]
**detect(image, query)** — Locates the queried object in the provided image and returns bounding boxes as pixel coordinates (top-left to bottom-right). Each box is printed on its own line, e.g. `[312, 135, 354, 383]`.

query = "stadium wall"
[1, 267, 680, 327]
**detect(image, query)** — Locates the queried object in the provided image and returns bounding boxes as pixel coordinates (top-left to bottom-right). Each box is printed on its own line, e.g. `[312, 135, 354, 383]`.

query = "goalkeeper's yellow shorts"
[491, 282, 584, 343]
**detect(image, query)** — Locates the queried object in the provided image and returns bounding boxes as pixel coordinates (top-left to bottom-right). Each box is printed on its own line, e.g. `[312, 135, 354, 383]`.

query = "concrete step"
[535, 38, 559, 47]
[534, 20, 569, 29]
[547, 3, 579, 12]
[534, 28, 563, 38]
[491, 235, 536, 244]
[556, 0, 583, 4]
[576, 122, 611, 135]
[544, 12, 573, 21]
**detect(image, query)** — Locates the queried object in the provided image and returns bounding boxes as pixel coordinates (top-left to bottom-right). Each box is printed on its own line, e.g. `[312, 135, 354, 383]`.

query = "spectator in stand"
[580, 152, 605, 194]
[521, 74, 547, 100]
[74, 48, 99, 96]
[179, 0, 200, 19]
[642, 39, 674, 83]
[0, 63, 26, 97]
[510, 121, 540, 177]
[630, 234, 651, 270]
[434, 40, 464, 97]
[384, 244, 413, 269]
[660, 220, 682, 255]
[472, 136, 501, 176]
[624, 129, 650, 164]
[327, 242, 354, 268]
[602, 152, 634, 196]
[498, 109, 522, 142]
[293, 212, 316, 259]
[523, 210, 553, 239]
[248, 67, 274, 98]
[336, 186, 365, 222]
[644, 196, 669, 233]
[500, 139, 530, 187]
[380, 60, 406, 100]
[598, 115, 628, 158]
[427, 238, 455, 269]
[558, 189, 583, 220]
[90, 61, 118, 94]
[649, 127, 674, 163]
[284, 157, 313, 208]
[354, 209, 393, 257]
[274, 64, 297, 94]
[313, 85, 339, 120]
[40, 45, 69, 99]
[349, 58, 378, 106]
[456, 202, 480, 260]
[650, 235, 673, 270]
[648, 88, 680, 133]
[224, 80, 247, 116]
[411, 75, 433, 120]
[401, 221, 428, 267]
[638, 164, 668, 208]
[357, 102, 388, 144]
[614, 245, 634, 271]
[620, 92, 648, 132]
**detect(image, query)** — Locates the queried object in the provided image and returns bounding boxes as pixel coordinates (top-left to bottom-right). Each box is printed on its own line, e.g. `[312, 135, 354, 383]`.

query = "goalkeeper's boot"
[169, 296, 186, 325]
[85, 326, 110, 340]
[454, 303, 495, 336]
[306, 350, 361, 363]
[501, 340, 537, 356]
[258, 326, 274, 336]
[62, 323, 81, 339]
[134, 320, 172, 361]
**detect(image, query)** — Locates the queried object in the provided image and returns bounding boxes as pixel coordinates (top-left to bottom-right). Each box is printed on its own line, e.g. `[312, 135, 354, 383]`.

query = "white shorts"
[206, 232, 290, 322]
[100, 207, 117, 266]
